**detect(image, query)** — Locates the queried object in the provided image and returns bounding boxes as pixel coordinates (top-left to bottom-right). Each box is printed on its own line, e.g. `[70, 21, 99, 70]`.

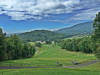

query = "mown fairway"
[0, 42, 100, 75]
[0, 42, 96, 66]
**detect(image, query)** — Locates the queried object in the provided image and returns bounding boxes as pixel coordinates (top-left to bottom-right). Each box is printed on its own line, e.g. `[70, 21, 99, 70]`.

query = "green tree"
[35, 42, 41, 47]
[0, 28, 8, 61]
[29, 44, 35, 57]
[23, 43, 29, 58]
[45, 40, 52, 44]
[71, 39, 79, 52]
[11, 34, 23, 59]
[6, 37, 15, 60]
[91, 12, 100, 60]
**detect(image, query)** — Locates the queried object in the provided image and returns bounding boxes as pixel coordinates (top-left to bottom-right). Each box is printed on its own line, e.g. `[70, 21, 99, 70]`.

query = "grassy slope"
[0, 43, 96, 66]
[0, 42, 100, 75]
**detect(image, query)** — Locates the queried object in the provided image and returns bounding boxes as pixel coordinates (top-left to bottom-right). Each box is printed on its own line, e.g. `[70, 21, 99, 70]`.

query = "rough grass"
[76, 62, 100, 71]
[0, 68, 100, 75]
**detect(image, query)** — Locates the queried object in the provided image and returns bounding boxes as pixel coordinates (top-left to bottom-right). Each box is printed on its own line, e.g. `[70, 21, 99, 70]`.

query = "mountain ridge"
[55, 21, 94, 34]
[17, 30, 73, 42]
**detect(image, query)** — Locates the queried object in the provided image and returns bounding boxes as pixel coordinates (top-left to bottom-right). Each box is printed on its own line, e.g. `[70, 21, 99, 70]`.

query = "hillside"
[17, 30, 72, 42]
[55, 21, 94, 34]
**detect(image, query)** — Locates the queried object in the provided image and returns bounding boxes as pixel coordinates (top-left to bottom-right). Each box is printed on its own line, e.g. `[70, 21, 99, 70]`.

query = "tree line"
[0, 28, 35, 61]
[60, 37, 92, 53]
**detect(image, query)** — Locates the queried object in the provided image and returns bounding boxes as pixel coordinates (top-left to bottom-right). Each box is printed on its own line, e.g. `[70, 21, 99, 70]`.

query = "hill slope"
[17, 30, 72, 42]
[55, 21, 94, 34]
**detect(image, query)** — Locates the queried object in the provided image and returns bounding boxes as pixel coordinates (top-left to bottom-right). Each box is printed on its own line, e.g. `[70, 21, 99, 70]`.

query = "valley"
[0, 42, 100, 75]
[0, 20, 100, 75]
[0, 0, 100, 74]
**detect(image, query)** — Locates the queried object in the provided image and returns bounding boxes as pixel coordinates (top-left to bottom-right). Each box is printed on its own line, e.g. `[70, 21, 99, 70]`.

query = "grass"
[75, 62, 100, 71]
[0, 43, 96, 67]
[0, 68, 100, 75]
[0, 42, 100, 75]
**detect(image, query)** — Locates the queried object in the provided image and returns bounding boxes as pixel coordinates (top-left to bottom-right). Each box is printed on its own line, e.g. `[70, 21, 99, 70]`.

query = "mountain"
[7, 33, 21, 36]
[17, 30, 73, 42]
[55, 21, 94, 34]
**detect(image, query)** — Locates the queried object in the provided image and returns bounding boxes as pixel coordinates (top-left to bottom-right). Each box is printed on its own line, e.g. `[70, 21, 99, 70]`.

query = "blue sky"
[0, 0, 100, 34]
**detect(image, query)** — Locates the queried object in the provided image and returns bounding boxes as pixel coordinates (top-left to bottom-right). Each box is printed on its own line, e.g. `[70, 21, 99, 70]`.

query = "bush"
[46, 40, 52, 44]
[28, 54, 32, 58]
[35, 42, 41, 47]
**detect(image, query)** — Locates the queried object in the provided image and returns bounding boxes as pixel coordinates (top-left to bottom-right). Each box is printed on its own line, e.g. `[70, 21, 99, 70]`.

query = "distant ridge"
[55, 21, 94, 34]
[7, 33, 21, 36]
[17, 30, 72, 42]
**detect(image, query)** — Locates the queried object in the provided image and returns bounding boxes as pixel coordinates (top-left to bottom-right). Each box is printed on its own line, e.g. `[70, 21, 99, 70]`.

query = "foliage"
[0, 28, 7, 61]
[60, 37, 92, 53]
[0, 28, 35, 61]
[17, 30, 73, 43]
[45, 40, 52, 44]
[91, 12, 100, 60]
[35, 42, 41, 47]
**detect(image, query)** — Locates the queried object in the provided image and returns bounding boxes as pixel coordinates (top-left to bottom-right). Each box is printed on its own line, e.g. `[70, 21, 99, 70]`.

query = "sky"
[0, 0, 100, 34]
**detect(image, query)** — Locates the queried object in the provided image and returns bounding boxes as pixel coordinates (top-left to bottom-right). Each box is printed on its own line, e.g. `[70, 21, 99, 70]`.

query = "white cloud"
[0, 0, 80, 20]
[69, 8, 100, 21]
[47, 20, 65, 22]
[0, 0, 100, 21]
[50, 29, 59, 31]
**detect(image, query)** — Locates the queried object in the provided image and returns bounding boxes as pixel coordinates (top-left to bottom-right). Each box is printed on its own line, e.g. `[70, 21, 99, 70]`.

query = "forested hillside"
[55, 21, 94, 34]
[17, 30, 73, 42]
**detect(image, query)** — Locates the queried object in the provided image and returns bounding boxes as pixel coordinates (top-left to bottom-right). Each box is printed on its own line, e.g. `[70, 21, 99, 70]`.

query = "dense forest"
[17, 30, 74, 43]
[0, 28, 35, 61]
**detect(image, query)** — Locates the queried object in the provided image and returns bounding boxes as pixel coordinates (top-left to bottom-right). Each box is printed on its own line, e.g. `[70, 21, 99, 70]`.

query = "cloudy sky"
[0, 0, 100, 34]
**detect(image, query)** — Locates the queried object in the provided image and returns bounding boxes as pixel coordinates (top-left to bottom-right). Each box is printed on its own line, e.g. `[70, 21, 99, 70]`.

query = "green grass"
[0, 68, 100, 75]
[0, 42, 100, 75]
[0, 43, 97, 67]
[75, 62, 100, 71]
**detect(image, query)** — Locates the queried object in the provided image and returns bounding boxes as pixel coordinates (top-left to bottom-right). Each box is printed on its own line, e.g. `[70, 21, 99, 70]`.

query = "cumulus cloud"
[0, 0, 80, 20]
[69, 8, 100, 21]
[0, 0, 100, 21]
